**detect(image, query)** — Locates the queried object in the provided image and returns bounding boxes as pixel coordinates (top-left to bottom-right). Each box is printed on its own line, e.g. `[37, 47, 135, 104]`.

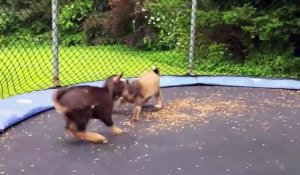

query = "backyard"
[0, 43, 187, 98]
[0, 0, 299, 99]
[1, 41, 300, 98]
[1, 1, 300, 175]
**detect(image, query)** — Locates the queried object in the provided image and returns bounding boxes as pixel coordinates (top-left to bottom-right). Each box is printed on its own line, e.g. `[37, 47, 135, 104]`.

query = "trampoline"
[1, 85, 300, 175]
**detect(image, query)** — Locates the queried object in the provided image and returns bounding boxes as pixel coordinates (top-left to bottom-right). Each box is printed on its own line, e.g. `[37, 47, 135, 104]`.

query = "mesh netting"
[0, 0, 299, 98]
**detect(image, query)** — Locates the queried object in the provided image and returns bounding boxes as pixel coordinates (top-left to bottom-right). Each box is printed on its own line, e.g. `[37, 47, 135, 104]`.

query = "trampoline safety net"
[0, 0, 299, 99]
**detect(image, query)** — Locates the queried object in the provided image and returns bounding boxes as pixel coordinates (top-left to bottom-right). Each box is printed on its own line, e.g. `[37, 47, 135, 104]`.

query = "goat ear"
[112, 73, 123, 82]
[118, 73, 123, 80]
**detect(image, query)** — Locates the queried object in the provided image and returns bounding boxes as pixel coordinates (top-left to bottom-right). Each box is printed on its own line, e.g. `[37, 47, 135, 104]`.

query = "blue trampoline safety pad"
[0, 89, 55, 132]
[195, 76, 300, 89]
[1, 76, 300, 132]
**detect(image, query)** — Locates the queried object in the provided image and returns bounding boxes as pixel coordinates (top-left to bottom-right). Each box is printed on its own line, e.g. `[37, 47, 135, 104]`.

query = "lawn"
[1, 42, 299, 99]
[0, 43, 188, 99]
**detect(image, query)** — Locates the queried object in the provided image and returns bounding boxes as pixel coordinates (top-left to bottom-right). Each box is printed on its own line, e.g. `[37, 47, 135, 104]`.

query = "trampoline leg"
[108, 125, 123, 135]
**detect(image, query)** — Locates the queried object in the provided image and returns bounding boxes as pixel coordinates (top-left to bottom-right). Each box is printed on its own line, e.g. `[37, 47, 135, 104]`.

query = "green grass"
[1, 42, 299, 99]
[193, 54, 300, 79]
[0, 43, 187, 99]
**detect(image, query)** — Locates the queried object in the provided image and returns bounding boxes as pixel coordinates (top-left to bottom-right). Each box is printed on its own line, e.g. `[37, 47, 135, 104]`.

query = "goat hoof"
[114, 128, 123, 135]
[130, 118, 139, 123]
[85, 132, 107, 143]
[93, 135, 108, 143]
[155, 104, 163, 110]
[109, 126, 123, 135]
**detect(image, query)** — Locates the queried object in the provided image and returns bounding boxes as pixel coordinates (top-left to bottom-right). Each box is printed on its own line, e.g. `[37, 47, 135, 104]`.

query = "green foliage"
[148, 0, 191, 50]
[195, 42, 230, 71]
[4, 28, 50, 45]
[0, 11, 18, 33]
[0, 34, 7, 45]
[196, 10, 222, 27]
[1, 0, 52, 46]
[194, 42, 300, 78]
[246, 47, 300, 76]
[207, 43, 229, 61]
[141, 36, 154, 50]
[0, 0, 299, 80]
[59, 0, 93, 31]
[61, 32, 87, 46]
[196, 4, 257, 27]
[15, 29, 34, 42]
[242, 14, 284, 41]
[30, 21, 49, 34]
[222, 5, 256, 24]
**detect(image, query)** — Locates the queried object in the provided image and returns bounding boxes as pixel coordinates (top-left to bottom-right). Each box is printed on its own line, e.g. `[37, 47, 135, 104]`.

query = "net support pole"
[188, 0, 197, 75]
[52, 0, 60, 86]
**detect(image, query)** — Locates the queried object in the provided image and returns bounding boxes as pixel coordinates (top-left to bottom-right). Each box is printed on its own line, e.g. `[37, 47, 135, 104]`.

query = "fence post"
[52, 0, 60, 86]
[188, 0, 197, 75]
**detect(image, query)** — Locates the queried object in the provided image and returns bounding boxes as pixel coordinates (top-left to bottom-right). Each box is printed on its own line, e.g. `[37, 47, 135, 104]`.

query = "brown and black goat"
[52, 74, 126, 143]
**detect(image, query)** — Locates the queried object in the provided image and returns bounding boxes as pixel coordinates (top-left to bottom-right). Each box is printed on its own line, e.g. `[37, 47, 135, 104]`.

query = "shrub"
[61, 32, 87, 46]
[105, 0, 135, 37]
[83, 12, 118, 45]
[0, 12, 19, 33]
[124, 25, 159, 50]
[59, 0, 93, 31]
[92, 0, 110, 12]
[148, 0, 191, 51]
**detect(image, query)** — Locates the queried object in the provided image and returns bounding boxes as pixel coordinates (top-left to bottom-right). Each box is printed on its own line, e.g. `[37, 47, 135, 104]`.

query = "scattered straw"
[142, 96, 247, 134]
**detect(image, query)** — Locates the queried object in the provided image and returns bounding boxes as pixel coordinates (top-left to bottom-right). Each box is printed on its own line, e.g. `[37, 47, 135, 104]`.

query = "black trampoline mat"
[1, 86, 300, 175]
